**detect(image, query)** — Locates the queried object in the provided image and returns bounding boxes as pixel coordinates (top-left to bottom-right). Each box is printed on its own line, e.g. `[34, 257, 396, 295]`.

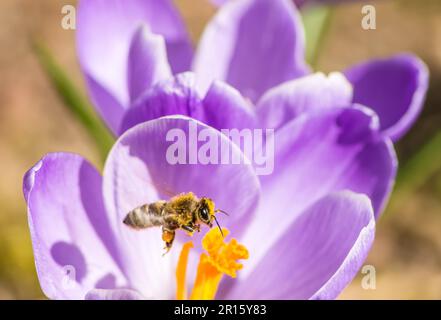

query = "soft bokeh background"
[0, 0, 440, 299]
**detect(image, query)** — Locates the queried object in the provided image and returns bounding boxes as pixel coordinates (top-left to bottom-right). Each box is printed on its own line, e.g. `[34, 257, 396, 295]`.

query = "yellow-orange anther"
[175, 228, 249, 300]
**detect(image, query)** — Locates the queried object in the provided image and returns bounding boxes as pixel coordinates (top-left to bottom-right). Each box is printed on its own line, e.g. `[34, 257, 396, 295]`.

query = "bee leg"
[162, 228, 175, 255]
[181, 225, 195, 236]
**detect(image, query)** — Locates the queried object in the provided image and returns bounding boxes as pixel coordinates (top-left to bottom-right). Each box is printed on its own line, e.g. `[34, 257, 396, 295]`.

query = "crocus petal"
[85, 74, 125, 134]
[77, 0, 192, 131]
[103, 116, 260, 298]
[227, 191, 374, 299]
[240, 106, 395, 269]
[85, 288, 144, 300]
[202, 80, 257, 131]
[128, 26, 172, 103]
[23, 153, 125, 299]
[256, 72, 352, 130]
[193, 0, 309, 102]
[344, 54, 429, 141]
[120, 73, 201, 134]
[120, 73, 256, 134]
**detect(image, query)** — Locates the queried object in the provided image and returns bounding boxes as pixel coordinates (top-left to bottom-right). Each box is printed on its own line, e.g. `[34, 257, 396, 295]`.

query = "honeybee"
[123, 192, 228, 254]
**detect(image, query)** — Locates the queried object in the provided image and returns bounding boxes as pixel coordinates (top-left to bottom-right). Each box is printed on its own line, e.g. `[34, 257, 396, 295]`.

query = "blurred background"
[0, 0, 440, 299]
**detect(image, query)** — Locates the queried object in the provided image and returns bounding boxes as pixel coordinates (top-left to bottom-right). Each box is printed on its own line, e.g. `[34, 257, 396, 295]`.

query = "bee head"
[197, 197, 215, 225]
[198, 198, 229, 237]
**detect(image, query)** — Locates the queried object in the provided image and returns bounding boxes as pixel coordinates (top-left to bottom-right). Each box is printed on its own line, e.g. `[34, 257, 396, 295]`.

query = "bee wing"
[150, 179, 177, 200]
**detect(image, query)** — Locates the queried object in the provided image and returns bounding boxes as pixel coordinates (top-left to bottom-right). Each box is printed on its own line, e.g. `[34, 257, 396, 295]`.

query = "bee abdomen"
[123, 203, 165, 229]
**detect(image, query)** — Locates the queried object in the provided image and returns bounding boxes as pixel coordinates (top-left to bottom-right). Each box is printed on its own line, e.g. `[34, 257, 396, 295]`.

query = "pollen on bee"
[162, 230, 174, 242]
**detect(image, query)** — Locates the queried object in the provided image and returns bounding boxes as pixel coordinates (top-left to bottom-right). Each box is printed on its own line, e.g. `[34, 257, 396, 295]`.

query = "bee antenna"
[213, 215, 224, 237]
[215, 209, 229, 216]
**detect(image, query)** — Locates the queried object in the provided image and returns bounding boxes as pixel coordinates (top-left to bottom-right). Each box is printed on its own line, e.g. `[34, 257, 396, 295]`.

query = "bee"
[123, 192, 228, 254]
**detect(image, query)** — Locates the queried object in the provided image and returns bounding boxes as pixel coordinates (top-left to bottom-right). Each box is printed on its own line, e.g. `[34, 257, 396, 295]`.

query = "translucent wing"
[150, 179, 177, 200]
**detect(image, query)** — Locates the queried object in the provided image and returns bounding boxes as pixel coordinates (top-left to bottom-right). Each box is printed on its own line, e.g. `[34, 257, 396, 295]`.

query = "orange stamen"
[175, 228, 249, 300]
[175, 241, 193, 300]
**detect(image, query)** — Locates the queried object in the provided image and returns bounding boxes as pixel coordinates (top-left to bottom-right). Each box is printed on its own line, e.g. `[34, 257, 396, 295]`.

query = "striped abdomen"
[123, 201, 166, 229]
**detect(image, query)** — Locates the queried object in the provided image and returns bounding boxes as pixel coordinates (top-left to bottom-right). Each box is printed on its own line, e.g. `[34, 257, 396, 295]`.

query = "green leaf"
[396, 130, 441, 192]
[302, 5, 333, 68]
[33, 42, 115, 163]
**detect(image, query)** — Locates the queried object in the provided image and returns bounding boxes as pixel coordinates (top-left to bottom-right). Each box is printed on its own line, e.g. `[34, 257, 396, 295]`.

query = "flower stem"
[302, 5, 334, 68]
[396, 130, 441, 192]
[33, 42, 115, 164]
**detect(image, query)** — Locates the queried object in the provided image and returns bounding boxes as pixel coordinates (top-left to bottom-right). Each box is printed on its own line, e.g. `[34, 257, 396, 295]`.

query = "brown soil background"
[0, 0, 440, 299]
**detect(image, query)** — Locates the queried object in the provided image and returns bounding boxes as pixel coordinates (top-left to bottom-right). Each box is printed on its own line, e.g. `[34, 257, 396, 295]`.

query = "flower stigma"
[175, 227, 249, 300]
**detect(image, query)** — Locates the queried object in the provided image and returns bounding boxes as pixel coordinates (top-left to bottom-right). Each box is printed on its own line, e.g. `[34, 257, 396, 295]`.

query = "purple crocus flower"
[24, 69, 396, 299]
[77, 0, 427, 143]
[23, 0, 425, 299]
